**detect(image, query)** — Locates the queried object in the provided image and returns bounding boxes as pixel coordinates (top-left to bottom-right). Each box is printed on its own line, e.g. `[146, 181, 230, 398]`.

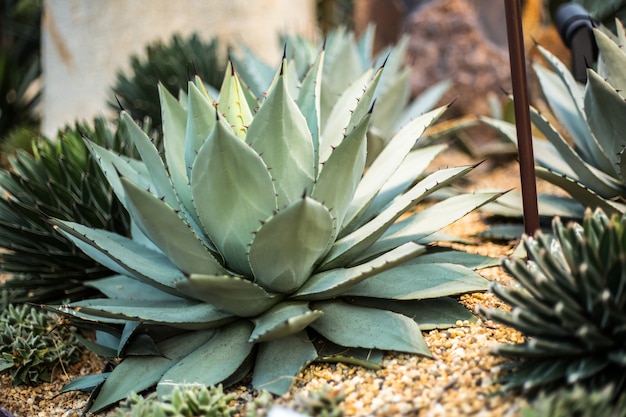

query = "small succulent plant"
[110, 384, 237, 417]
[0, 117, 152, 304]
[52, 47, 499, 412]
[110, 33, 225, 128]
[521, 384, 626, 417]
[481, 21, 626, 220]
[0, 303, 80, 385]
[480, 209, 626, 398]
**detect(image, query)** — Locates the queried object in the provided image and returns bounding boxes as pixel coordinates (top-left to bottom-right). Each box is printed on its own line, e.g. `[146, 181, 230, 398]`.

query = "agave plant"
[51, 49, 500, 412]
[0, 117, 151, 303]
[480, 22, 626, 221]
[521, 385, 626, 417]
[233, 25, 452, 161]
[479, 208, 626, 398]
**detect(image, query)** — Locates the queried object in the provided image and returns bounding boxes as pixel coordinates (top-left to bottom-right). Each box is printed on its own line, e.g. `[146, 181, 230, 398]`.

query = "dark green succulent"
[521, 385, 626, 417]
[0, 117, 152, 304]
[110, 33, 225, 128]
[480, 209, 626, 398]
[0, 0, 41, 143]
[0, 303, 80, 385]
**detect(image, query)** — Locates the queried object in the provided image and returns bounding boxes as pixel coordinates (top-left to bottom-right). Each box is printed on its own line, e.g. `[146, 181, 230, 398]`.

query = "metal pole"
[504, 0, 540, 236]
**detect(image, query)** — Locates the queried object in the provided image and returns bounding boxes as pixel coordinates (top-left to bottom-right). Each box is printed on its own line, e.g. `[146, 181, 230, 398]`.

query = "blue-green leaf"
[157, 321, 254, 399]
[217, 61, 254, 139]
[185, 81, 218, 179]
[344, 263, 488, 299]
[252, 332, 318, 395]
[310, 301, 431, 356]
[90, 330, 216, 412]
[175, 275, 281, 317]
[249, 197, 334, 293]
[297, 49, 324, 176]
[86, 275, 181, 301]
[191, 116, 276, 275]
[250, 302, 323, 343]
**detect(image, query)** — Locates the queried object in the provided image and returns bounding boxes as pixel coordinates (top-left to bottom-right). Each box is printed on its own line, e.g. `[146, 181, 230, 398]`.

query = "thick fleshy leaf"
[344, 263, 488, 299]
[175, 275, 280, 317]
[394, 80, 451, 132]
[250, 302, 323, 343]
[217, 61, 254, 139]
[293, 242, 425, 300]
[157, 321, 254, 399]
[86, 275, 181, 302]
[52, 219, 185, 292]
[349, 297, 477, 330]
[594, 28, 626, 95]
[63, 299, 234, 330]
[357, 192, 503, 261]
[231, 46, 274, 99]
[89, 330, 216, 412]
[311, 114, 369, 239]
[584, 70, 626, 178]
[185, 81, 218, 178]
[343, 106, 448, 230]
[249, 197, 334, 293]
[252, 332, 318, 395]
[245, 67, 315, 207]
[61, 373, 109, 395]
[310, 301, 431, 356]
[322, 165, 474, 269]
[371, 68, 411, 138]
[191, 116, 276, 275]
[121, 177, 226, 275]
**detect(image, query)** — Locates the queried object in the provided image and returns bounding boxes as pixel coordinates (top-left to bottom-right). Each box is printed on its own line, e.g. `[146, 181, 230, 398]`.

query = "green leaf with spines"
[217, 61, 254, 139]
[245, 64, 315, 208]
[185, 80, 217, 182]
[190, 114, 276, 275]
[248, 197, 334, 294]
[250, 302, 323, 343]
[87, 275, 181, 302]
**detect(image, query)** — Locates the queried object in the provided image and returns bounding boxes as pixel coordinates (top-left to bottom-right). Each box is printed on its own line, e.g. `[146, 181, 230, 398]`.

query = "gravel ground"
[0, 150, 545, 416]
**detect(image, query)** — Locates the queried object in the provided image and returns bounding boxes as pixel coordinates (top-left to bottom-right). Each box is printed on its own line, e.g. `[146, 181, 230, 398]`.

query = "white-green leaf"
[191, 115, 276, 275]
[175, 275, 281, 317]
[90, 330, 216, 412]
[246, 67, 315, 207]
[185, 81, 217, 181]
[322, 165, 474, 269]
[157, 321, 254, 398]
[594, 28, 626, 95]
[310, 301, 431, 356]
[297, 49, 324, 175]
[87, 275, 181, 302]
[371, 68, 410, 138]
[252, 332, 318, 395]
[344, 263, 488, 299]
[121, 177, 226, 275]
[249, 197, 334, 294]
[293, 242, 425, 300]
[250, 302, 323, 343]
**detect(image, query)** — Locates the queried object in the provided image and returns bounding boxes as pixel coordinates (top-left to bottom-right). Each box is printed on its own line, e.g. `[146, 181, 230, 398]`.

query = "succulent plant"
[0, 303, 80, 385]
[521, 384, 626, 417]
[0, 117, 152, 304]
[110, 384, 237, 417]
[110, 33, 225, 128]
[481, 21, 626, 220]
[480, 208, 626, 398]
[51, 49, 500, 412]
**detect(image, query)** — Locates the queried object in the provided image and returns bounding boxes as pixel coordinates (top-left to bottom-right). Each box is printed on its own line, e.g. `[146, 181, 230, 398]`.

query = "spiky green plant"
[51, 49, 500, 412]
[480, 208, 626, 398]
[481, 21, 626, 220]
[110, 384, 237, 417]
[0, 117, 152, 304]
[0, 303, 80, 385]
[110, 33, 225, 128]
[521, 385, 626, 417]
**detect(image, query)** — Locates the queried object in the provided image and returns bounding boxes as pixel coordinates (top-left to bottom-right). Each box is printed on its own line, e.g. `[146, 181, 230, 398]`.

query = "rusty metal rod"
[504, 0, 540, 236]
